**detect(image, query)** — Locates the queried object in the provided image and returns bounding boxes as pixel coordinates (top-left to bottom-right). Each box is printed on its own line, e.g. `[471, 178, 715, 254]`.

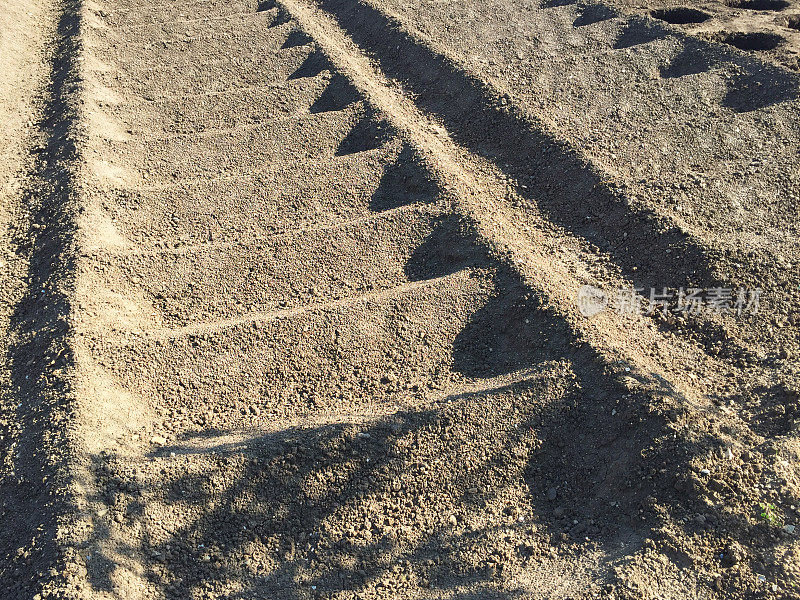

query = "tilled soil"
[0, 0, 798, 599]
[634, 0, 800, 71]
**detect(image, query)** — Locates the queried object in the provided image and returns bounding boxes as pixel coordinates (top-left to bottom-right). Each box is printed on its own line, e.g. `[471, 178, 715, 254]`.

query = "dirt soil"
[1, 0, 799, 598]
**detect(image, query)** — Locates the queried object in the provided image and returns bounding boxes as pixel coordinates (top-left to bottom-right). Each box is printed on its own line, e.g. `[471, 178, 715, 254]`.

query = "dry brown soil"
[1, 0, 799, 598]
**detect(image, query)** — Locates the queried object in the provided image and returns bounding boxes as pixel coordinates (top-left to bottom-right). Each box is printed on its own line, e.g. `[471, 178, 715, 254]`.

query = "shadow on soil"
[76, 3, 800, 597]
[276, 0, 723, 293]
[573, 3, 617, 27]
[612, 17, 667, 49]
[0, 1, 83, 598]
[80, 220, 777, 598]
[295, 0, 779, 366]
[369, 144, 441, 211]
[659, 35, 797, 112]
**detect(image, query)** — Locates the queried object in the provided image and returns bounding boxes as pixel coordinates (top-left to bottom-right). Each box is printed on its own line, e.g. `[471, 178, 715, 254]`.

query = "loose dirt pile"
[0, 0, 798, 598]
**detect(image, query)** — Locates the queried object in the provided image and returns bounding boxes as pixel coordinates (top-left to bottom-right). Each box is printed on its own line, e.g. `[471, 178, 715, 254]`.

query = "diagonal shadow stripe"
[310, 0, 724, 293]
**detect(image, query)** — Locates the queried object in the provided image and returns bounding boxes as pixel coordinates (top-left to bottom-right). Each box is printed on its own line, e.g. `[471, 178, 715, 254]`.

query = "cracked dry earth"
[1, 0, 800, 598]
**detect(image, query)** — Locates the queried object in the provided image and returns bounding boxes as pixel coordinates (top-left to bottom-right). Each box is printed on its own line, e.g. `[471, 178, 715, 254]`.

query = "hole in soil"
[721, 31, 784, 50]
[724, 0, 789, 10]
[786, 15, 800, 30]
[541, 0, 576, 6]
[650, 7, 711, 24]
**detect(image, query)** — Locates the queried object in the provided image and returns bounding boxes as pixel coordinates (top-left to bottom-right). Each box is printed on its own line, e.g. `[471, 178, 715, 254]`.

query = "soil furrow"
[4, 0, 798, 596]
